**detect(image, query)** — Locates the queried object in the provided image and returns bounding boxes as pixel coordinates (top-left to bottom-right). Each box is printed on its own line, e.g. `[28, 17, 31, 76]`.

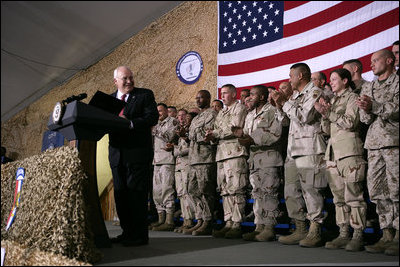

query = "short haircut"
[157, 103, 168, 109]
[241, 89, 250, 95]
[378, 49, 396, 65]
[198, 90, 211, 99]
[393, 40, 399, 46]
[113, 66, 132, 79]
[290, 63, 311, 81]
[342, 59, 363, 72]
[178, 108, 188, 114]
[252, 85, 269, 100]
[213, 99, 223, 106]
[221, 84, 237, 93]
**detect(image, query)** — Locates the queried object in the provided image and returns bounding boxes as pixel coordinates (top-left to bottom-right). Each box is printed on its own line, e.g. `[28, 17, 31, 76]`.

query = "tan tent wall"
[1, 1, 218, 161]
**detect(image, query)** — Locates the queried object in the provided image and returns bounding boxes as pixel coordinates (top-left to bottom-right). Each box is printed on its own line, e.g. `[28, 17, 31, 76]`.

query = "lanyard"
[6, 168, 25, 231]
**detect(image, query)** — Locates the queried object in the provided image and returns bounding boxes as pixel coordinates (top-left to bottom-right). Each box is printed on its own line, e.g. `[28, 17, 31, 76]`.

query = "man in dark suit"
[108, 66, 158, 246]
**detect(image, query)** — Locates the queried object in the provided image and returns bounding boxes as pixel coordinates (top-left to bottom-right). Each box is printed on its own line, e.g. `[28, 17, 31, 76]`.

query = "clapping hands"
[314, 97, 331, 117]
[355, 95, 372, 113]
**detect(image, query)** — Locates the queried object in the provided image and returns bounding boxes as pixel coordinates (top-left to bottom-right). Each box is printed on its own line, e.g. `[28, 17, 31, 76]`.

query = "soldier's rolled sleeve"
[371, 99, 399, 121]
[359, 109, 375, 125]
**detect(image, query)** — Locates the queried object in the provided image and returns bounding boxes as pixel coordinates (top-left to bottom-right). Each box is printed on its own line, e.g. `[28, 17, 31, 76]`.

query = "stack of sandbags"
[1, 146, 102, 264]
[1, 240, 91, 266]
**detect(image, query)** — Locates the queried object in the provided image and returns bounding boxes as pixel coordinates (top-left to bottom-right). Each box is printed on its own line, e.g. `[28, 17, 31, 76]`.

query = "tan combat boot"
[182, 219, 194, 231]
[254, 224, 275, 242]
[299, 221, 324, 247]
[243, 224, 264, 241]
[384, 230, 399, 256]
[182, 219, 203, 235]
[345, 229, 364, 251]
[325, 224, 350, 249]
[149, 211, 165, 230]
[174, 218, 191, 233]
[152, 213, 175, 231]
[365, 228, 394, 253]
[192, 220, 213, 236]
[278, 219, 308, 245]
[212, 220, 233, 238]
[225, 222, 243, 239]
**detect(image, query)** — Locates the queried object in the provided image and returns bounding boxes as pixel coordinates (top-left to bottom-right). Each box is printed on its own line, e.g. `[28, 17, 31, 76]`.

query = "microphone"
[62, 93, 87, 104]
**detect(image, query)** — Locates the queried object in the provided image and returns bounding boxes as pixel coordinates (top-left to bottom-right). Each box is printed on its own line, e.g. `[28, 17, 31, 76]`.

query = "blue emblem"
[176, 51, 203, 84]
[16, 168, 25, 181]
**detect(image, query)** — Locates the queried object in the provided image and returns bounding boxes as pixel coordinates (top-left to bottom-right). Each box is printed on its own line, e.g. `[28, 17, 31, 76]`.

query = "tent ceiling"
[1, 1, 182, 122]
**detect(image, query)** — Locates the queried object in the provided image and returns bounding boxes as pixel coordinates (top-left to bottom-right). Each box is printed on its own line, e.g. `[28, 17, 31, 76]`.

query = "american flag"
[217, 1, 399, 97]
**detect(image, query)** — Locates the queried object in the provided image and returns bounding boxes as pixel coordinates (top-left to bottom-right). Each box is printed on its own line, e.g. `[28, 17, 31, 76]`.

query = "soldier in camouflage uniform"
[356, 49, 399, 256]
[315, 68, 367, 252]
[232, 85, 284, 242]
[183, 90, 218, 235]
[151, 103, 180, 231]
[342, 59, 370, 158]
[205, 84, 249, 239]
[342, 59, 370, 95]
[169, 109, 196, 233]
[272, 63, 327, 248]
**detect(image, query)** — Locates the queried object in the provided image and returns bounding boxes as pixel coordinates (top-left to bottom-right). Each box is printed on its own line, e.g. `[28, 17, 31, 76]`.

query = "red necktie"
[119, 94, 126, 116]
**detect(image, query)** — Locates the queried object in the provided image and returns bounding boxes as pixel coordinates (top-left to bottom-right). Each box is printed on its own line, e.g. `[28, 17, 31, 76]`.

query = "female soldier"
[314, 68, 367, 252]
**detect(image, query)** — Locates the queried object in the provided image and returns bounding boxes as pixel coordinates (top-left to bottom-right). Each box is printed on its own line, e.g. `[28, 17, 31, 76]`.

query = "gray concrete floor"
[94, 221, 398, 266]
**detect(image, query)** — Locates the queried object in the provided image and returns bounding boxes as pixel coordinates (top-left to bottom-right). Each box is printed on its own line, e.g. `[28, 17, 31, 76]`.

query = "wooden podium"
[47, 100, 130, 248]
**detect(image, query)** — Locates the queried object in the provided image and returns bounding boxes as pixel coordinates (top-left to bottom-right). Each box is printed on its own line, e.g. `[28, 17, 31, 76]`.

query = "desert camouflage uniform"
[359, 73, 399, 231]
[322, 88, 367, 230]
[174, 136, 196, 222]
[188, 108, 218, 221]
[152, 116, 179, 214]
[243, 102, 283, 226]
[212, 101, 248, 223]
[353, 78, 369, 95]
[354, 79, 371, 156]
[281, 82, 327, 223]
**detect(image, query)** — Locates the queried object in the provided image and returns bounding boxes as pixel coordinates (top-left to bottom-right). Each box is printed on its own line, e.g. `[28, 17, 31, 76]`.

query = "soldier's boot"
[365, 228, 394, 254]
[325, 224, 350, 249]
[174, 218, 191, 233]
[225, 222, 243, 239]
[299, 221, 324, 248]
[212, 220, 233, 238]
[192, 220, 213, 236]
[384, 230, 399, 256]
[243, 224, 264, 241]
[182, 219, 203, 235]
[149, 211, 165, 230]
[278, 219, 308, 245]
[181, 219, 194, 232]
[254, 224, 275, 242]
[345, 229, 364, 252]
[152, 213, 175, 231]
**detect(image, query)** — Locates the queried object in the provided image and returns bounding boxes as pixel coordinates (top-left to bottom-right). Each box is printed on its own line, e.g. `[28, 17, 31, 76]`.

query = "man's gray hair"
[113, 66, 132, 79]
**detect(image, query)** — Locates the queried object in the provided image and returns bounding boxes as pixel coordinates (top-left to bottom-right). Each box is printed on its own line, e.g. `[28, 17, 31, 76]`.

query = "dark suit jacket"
[108, 87, 158, 166]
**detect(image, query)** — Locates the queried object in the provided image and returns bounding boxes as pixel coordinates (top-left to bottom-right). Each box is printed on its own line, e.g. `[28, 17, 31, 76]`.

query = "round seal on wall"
[176, 51, 203, 84]
[52, 102, 65, 124]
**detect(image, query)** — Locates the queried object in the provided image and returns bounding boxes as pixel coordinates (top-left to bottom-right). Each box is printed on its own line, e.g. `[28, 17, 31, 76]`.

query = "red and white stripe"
[217, 1, 399, 95]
